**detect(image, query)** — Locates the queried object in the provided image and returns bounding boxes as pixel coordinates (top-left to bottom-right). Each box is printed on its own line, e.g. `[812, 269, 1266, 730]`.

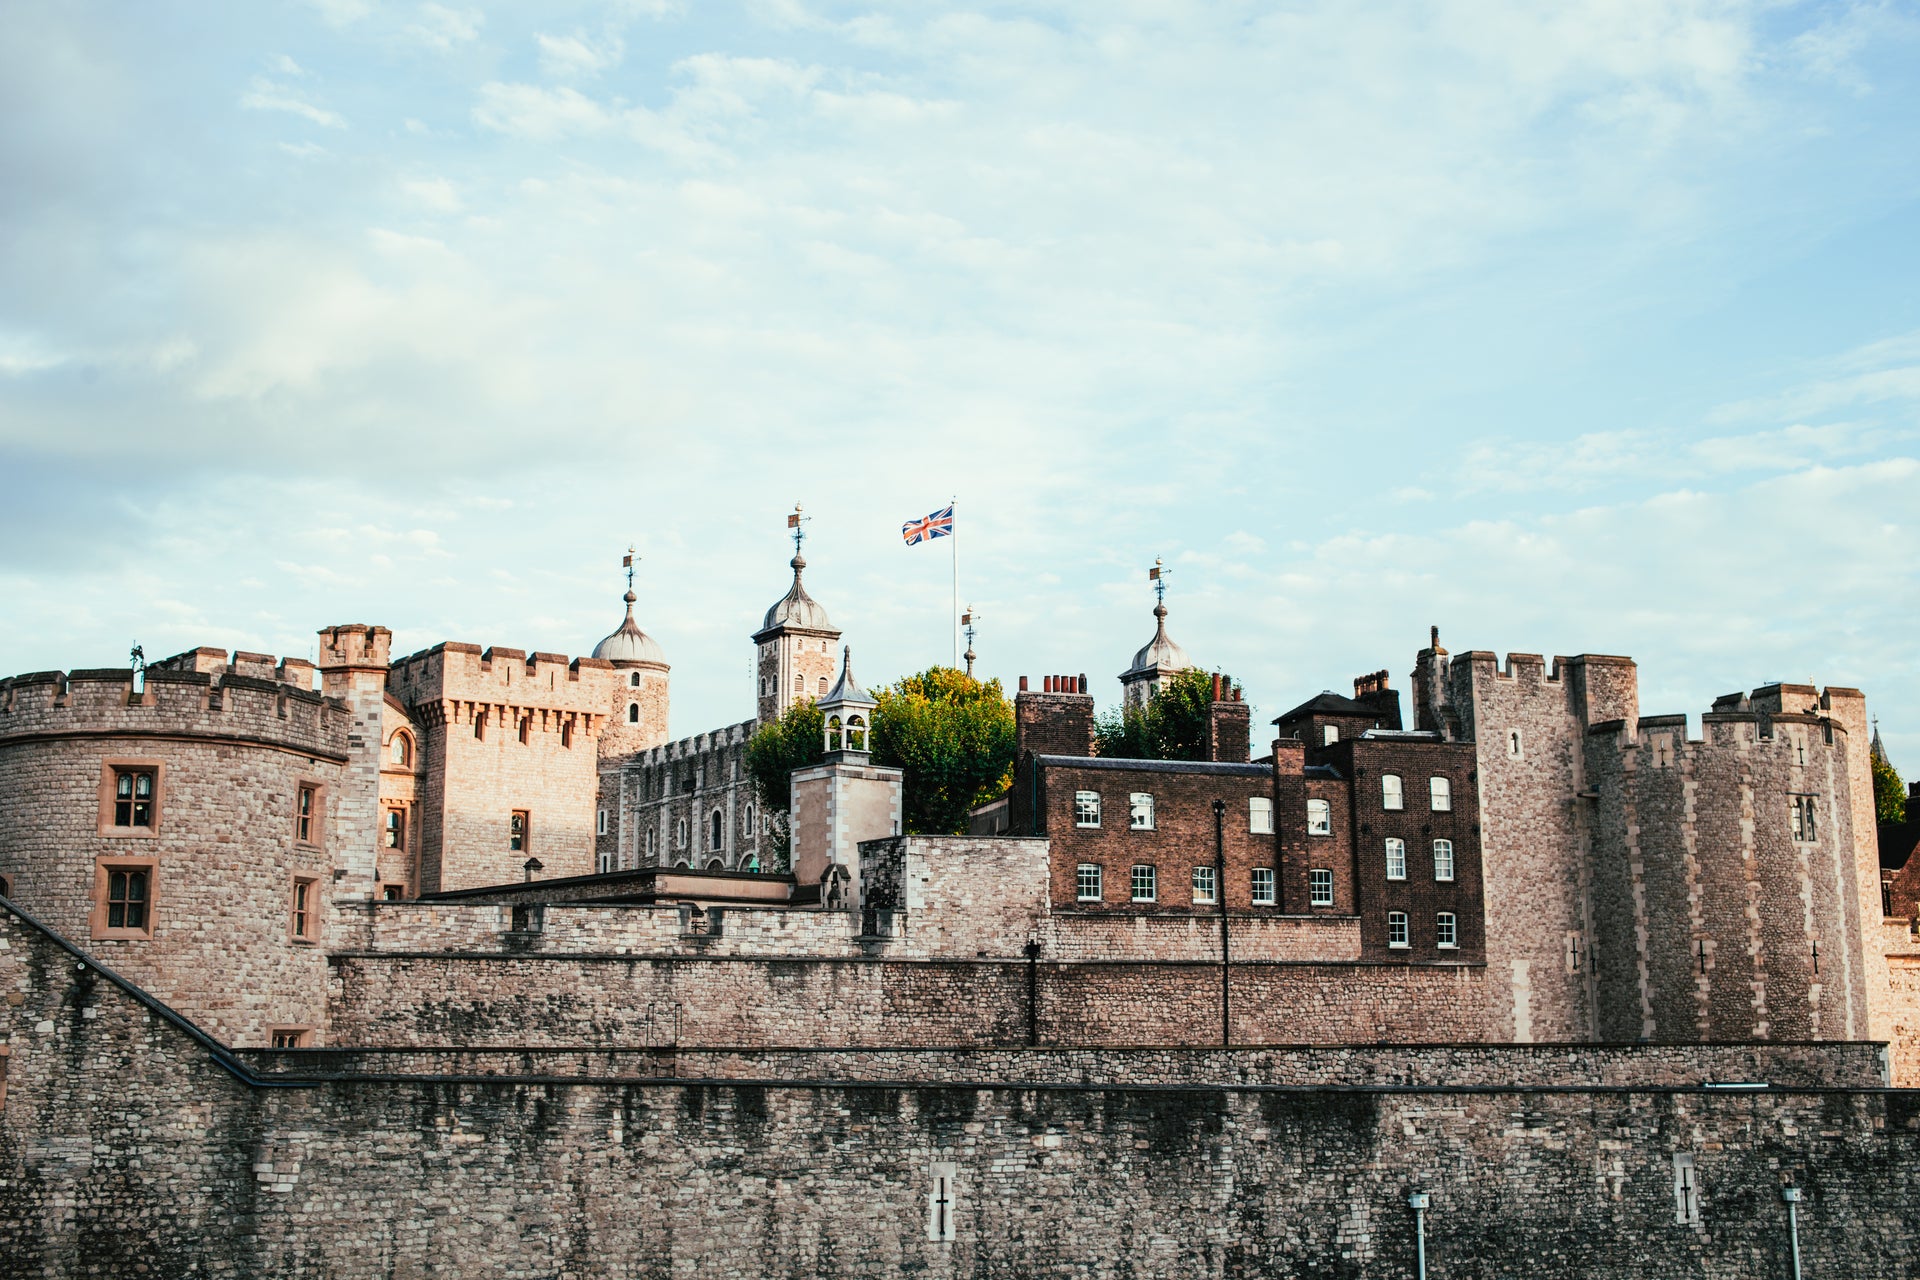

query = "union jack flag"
[901, 503, 954, 545]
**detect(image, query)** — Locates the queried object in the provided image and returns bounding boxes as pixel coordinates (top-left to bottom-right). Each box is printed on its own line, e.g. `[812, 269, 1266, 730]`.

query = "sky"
[1, 0, 1917, 764]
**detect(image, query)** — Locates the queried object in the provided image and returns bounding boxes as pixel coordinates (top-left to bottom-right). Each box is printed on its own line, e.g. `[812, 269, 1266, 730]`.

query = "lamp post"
[1407, 1191, 1430, 1280]
[1213, 798, 1229, 1046]
[1782, 1186, 1803, 1280]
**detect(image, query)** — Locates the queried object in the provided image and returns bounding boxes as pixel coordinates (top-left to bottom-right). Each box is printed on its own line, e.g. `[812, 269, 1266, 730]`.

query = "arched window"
[709, 809, 724, 851]
[826, 715, 843, 752]
[628, 704, 640, 724]
[390, 733, 413, 766]
[645, 828, 657, 857]
[794, 673, 803, 694]
[630, 672, 641, 688]
[1381, 774, 1404, 811]
[847, 714, 867, 752]
[818, 676, 828, 696]
[743, 803, 756, 836]
[675, 818, 688, 848]
[706, 859, 724, 872]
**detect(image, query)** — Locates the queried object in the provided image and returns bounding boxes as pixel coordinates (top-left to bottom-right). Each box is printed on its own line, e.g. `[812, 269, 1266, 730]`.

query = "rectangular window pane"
[1309, 868, 1334, 907]
[1130, 864, 1156, 902]
[1076, 864, 1102, 901]
[1430, 777, 1451, 811]
[1074, 791, 1101, 828]
[1129, 793, 1154, 830]
[1382, 775, 1404, 810]
[1250, 867, 1275, 905]
[1437, 912, 1457, 948]
[1433, 839, 1454, 881]
[1307, 799, 1330, 835]
[1388, 912, 1409, 948]
[1191, 865, 1216, 904]
[1248, 797, 1273, 834]
[1385, 838, 1406, 880]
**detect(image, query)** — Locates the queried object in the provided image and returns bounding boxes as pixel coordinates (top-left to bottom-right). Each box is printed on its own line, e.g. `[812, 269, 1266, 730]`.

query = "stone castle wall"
[608, 721, 762, 872]
[1587, 711, 1867, 1044]
[322, 949, 1495, 1049]
[3, 906, 1916, 1280]
[388, 642, 616, 890]
[1445, 651, 1636, 1044]
[0, 661, 349, 1046]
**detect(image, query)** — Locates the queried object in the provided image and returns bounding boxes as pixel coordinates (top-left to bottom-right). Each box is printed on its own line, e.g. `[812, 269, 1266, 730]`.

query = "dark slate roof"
[1273, 691, 1376, 723]
[1304, 763, 1344, 780]
[1034, 754, 1273, 777]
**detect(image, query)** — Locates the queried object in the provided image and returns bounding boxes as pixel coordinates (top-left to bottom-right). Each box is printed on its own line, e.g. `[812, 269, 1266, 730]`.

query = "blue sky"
[2, 0, 1917, 764]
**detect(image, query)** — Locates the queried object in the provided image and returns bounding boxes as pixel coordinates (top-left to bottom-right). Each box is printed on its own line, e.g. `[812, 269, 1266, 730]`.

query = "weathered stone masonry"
[4, 904, 1918, 1280]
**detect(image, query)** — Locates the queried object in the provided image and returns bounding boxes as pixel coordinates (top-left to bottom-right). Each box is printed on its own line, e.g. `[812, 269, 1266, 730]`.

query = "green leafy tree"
[744, 698, 825, 869]
[872, 667, 1016, 834]
[1874, 748, 1908, 826]
[744, 669, 1017, 844]
[1093, 667, 1216, 761]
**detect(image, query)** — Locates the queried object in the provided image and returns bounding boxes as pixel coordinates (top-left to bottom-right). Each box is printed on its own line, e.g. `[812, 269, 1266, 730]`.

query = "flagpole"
[950, 497, 959, 670]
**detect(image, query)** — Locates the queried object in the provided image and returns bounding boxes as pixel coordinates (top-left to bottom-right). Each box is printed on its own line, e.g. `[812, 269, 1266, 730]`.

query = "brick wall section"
[1032, 758, 1277, 912]
[1326, 735, 1484, 963]
[0, 661, 348, 1045]
[7, 912, 1916, 1280]
[1278, 743, 1359, 915]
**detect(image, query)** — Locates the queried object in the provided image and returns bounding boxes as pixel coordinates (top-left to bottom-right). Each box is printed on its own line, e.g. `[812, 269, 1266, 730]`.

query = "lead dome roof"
[761, 554, 836, 634]
[593, 591, 669, 668]
[1124, 604, 1193, 677]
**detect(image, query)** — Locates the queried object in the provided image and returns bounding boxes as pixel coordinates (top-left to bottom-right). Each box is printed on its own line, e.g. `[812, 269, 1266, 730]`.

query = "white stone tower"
[754, 504, 842, 725]
[1119, 558, 1195, 708]
[593, 548, 671, 757]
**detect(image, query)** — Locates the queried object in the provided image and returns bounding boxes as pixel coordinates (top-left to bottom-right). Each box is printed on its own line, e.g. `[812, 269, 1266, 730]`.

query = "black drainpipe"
[1214, 798, 1230, 1047]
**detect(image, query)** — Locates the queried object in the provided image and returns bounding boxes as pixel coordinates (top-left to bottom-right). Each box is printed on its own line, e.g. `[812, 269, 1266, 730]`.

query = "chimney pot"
[1019, 676, 1029, 692]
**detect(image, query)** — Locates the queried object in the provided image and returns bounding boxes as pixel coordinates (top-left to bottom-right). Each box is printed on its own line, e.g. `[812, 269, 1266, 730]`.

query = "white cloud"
[472, 83, 611, 139]
[303, 0, 369, 27]
[536, 31, 625, 79]
[239, 78, 345, 128]
[406, 3, 482, 52]
[399, 176, 463, 213]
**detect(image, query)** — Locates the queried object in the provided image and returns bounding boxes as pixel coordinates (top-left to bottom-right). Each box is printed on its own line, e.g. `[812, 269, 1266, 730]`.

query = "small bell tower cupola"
[819, 646, 876, 760]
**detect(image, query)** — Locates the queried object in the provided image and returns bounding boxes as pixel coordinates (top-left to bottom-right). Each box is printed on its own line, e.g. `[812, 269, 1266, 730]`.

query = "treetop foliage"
[1873, 747, 1908, 826]
[872, 667, 1016, 835]
[743, 667, 1016, 840]
[1092, 667, 1217, 761]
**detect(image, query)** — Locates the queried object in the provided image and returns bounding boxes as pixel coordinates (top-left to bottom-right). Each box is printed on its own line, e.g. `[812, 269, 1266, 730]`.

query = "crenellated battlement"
[0, 661, 350, 760]
[388, 641, 620, 714]
[1590, 707, 1845, 756]
[630, 721, 756, 769]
